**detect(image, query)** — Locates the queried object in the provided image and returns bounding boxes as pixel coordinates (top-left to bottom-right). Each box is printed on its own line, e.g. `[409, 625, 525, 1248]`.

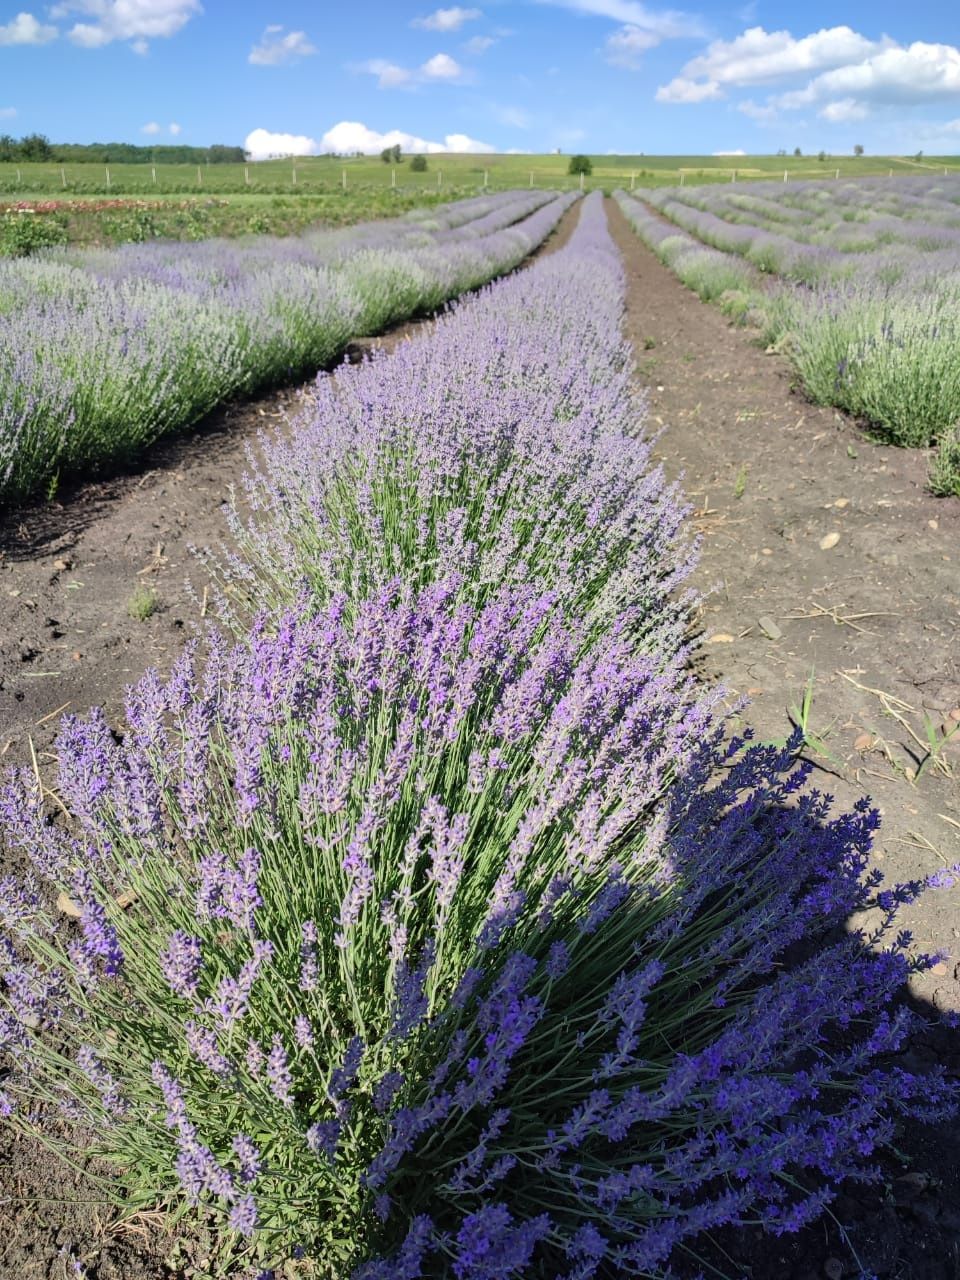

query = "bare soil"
[607, 195, 960, 1280]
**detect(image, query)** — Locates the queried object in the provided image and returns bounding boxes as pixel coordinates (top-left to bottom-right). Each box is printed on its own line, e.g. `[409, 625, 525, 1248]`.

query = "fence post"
[484, 169, 488, 188]
[529, 170, 533, 188]
[16, 167, 21, 184]
[835, 168, 839, 179]
[784, 169, 788, 182]
[105, 165, 110, 189]
[342, 168, 347, 190]
[579, 171, 584, 191]
[61, 166, 66, 188]
[680, 172, 684, 186]
[152, 165, 157, 183]
[197, 166, 202, 186]
[244, 164, 249, 185]
[731, 169, 736, 183]
[292, 163, 297, 186]
[630, 171, 636, 190]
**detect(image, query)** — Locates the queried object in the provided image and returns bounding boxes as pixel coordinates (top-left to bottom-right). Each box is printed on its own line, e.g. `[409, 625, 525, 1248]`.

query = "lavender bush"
[0, 191, 572, 505]
[1, 194, 955, 1279]
[621, 178, 960, 475]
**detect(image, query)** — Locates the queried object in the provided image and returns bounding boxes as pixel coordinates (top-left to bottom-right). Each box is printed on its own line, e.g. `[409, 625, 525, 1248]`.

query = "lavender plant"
[0, 191, 572, 505]
[1, 195, 955, 1280]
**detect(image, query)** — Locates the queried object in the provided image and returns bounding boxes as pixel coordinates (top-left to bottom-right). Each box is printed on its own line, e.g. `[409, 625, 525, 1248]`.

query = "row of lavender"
[0, 189, 571, 506]
[617, 183, 960, 494]
[1, 194, 955, 1278]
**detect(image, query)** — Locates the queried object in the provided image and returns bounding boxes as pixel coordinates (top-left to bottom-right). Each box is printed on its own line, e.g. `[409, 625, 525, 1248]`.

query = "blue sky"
[1, 1, 959, 155]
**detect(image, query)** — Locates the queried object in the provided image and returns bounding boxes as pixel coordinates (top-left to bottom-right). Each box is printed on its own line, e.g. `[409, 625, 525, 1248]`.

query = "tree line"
[0, 135, 245, 164]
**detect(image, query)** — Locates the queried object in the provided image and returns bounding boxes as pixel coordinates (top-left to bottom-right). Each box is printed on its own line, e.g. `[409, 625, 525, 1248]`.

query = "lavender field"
[0, 189, 574, 506]
[616, 175, 960, 495]
[1, 191, 957, 1279]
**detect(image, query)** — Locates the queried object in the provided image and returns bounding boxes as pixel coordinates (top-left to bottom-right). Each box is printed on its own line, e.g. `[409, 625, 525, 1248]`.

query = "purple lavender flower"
[160, 931, 202, 1000]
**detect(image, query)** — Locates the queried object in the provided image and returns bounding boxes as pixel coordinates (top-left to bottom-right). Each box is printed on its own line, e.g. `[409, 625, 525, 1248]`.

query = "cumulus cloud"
[0, 11, 58, 44]
[141, 120, 162, 134]
[0, 106, 17, 119]
[249, 25, 317, 66]
[244, 128, 320, 160]
[244, 121, 495, 160]
[658, 25, 960, 125]
[168, 121, 181, 135]
[714, 148, 746, 155]
[422, 52, 462, 79]
[605, 24, 660, 68]
[412, 7, 481, 32]
[657, 25, 884, 102]
[774, 42, 960, 111]
[50, 0, 201, 50]
[354, 52, 467, 88]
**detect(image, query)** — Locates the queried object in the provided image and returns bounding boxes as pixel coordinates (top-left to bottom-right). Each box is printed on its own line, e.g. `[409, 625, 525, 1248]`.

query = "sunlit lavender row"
[617, 181, 960, 492]
[1, 194, 956, 1278]
[0, 189, 571, 506]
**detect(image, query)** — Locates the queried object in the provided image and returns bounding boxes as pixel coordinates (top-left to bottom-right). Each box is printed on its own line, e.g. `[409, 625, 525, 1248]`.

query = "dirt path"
[608, 194, 960, 1279]
[0, 203, 582, 1280]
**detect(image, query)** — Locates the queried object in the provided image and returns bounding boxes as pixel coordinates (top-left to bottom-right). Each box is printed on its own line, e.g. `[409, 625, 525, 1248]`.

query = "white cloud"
[422, 51, 463, 79]
[605, 24, 660, 68]
[0, 106, 17, 119]
[534, 0, 704, 40]
[245, 127, 320, 160]
[245, 122, 495, 160]
[168, 121, 181, 135]
[412, 7, 481, 32]
[463, 34, 495, 54]
[319, 120, 494, 154]
[714, 148, 746, 155]
[131, 35, 147, 52]
[141, 120, 162, 134]
[249, 25, 317, 66]
[657, 25, 885, 103]
[356, 58, 415, 89]
[51, 0, 200, 50]
[0, 11, 58, 44]
[819, 97, 868, 122]
[775, 42, 960, 111]
[354, 52, 467, 88]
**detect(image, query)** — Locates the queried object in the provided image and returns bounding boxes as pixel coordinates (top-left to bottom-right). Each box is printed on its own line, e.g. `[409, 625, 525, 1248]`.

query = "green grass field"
[3, 151, 960, 199]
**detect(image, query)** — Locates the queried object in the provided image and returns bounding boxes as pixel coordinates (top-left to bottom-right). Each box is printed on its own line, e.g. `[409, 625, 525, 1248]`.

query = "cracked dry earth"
[0, 198, 957, 1279]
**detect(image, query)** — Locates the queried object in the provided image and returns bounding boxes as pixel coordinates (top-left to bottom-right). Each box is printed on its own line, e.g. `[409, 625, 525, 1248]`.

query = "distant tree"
[410, 154, 428, 171]
[19, 132, 53, 161]
[776, 148, 786, 156]
[853, 143, 864, 157]
[915, 150, 924, 161]
[380, 144, 402, 164]
[817, 150, 827, 162]
[793, 146, 802, 158]
[0, 134, 15, 162]
[568, 154, 592, 175]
